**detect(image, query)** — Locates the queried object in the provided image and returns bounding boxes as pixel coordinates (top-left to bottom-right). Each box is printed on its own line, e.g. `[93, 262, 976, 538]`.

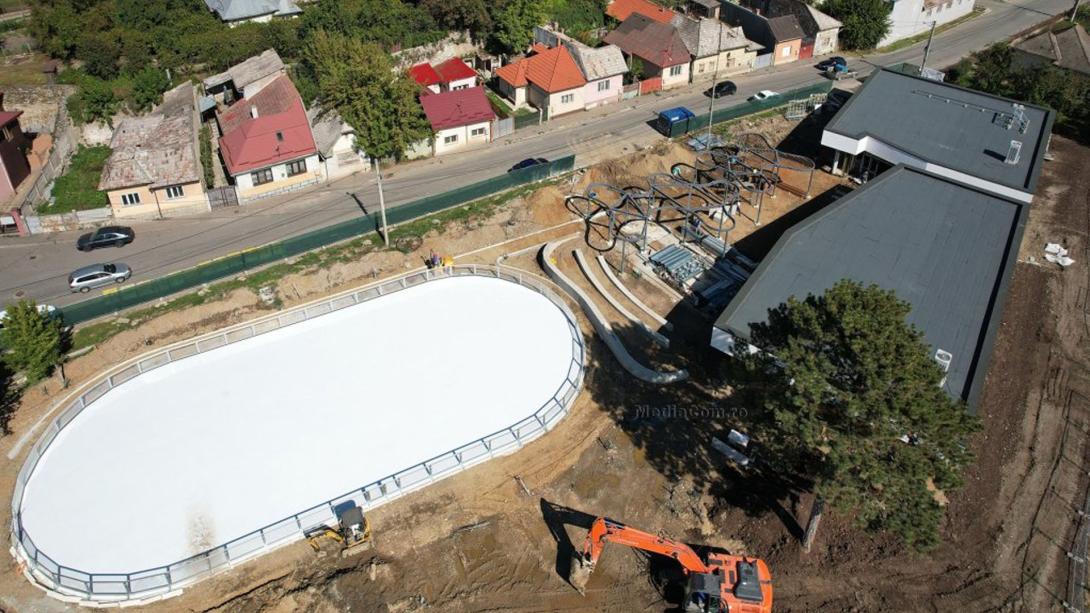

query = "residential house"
[740, 0, 841, 58]
[419, 86, 495, 156]
[605, 0, 676, 23]
[685, 0, 722, 19]
[217, 75, 320, 201]
[496, 45, 588, 117]
[410, 58, 479, 94]
[604, 14, 692, 90]
[533, 26, 628, 109]
[203, 49, 286, 105]
[0, 93, 31, 204]
[1013, 24, 1090, 77]
[879, 0, 976, 48]
[306, 107, 367, 180]
[98, 83, 206, 219]
[409, 63, 443, 95]
[821, 68, 1055, 204]
[671, 15, 763, 81]
[719, 2, 804, 66]
[203, 0, 302, 26]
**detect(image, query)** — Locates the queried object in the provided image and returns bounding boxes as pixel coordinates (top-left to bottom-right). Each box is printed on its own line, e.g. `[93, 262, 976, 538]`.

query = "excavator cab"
[684, 572, 724, 613]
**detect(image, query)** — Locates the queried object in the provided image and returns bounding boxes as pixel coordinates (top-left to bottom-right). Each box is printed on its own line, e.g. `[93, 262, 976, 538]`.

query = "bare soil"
[0, 135, 1085, 613]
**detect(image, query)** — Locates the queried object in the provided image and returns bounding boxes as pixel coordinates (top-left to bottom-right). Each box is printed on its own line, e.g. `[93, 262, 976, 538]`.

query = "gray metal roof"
[203, 49, 285, 91]
[567, 43, 629, 80]
[824, 68, 1054, 194]
[204, 0, 300, 22]
[714, 165, 1027, 408]
[670, 14, 764, 56]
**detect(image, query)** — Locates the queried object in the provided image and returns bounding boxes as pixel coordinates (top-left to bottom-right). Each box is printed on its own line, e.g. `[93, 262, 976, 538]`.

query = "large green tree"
[823, 0, 891, 49]
[303, 31, 432, 160]
[421, 0, 492, 35]
[131, 66, 171, 112]
[490, 0, 547, 54]
[735, 280, 979, 551]
[0, 301, 64, 386]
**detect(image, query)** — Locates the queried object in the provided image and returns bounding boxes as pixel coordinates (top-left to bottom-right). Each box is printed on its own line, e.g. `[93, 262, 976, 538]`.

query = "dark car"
[77, 226, 135, 251]
[816, 56, 847, 71]
[705, 80, 737, 98]
[508, 158, 549, 172]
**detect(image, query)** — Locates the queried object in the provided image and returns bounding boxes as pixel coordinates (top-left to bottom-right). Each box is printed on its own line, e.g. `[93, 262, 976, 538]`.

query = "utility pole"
[919, 21, 937, 76]
[1071, 0, 1083, 21]
[706, 22, 725, 145]
[374, 157, 389, 247]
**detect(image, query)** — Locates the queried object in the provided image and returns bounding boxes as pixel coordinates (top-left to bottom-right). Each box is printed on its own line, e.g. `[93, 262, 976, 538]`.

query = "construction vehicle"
[570, 517, 773, 613]
[305, 504, 372, 558]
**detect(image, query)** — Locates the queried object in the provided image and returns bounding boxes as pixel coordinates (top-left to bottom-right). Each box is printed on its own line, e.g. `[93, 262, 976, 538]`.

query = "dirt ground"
[0, 133, 1086, 613]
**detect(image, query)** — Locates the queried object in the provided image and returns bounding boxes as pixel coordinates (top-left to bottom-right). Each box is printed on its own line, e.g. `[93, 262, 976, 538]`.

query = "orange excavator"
[570, 517, 773, 613]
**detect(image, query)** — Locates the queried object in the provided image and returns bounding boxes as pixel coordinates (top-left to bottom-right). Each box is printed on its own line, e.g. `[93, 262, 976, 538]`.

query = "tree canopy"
[491, 0, 548, 54]
[823, 0, 891, 50]
[735, 280, 979, 551]
[302, 31, 432, 160]
[0, 301, 65, 387]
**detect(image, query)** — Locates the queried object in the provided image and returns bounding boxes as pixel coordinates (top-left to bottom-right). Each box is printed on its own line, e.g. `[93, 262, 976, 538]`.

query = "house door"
[799, 40, 815, 60]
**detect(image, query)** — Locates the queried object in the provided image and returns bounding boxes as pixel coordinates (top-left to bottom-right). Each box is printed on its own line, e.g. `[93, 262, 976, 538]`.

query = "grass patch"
[0, 54, 48, 87]
[390, 180, 553, 245]
[42, 145, 112, 213]
[485, 89, 514, 118]
[875, 8, 985, 53]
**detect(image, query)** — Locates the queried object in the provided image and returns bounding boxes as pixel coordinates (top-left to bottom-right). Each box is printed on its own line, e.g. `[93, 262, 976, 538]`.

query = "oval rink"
[19, 275, 580, 574]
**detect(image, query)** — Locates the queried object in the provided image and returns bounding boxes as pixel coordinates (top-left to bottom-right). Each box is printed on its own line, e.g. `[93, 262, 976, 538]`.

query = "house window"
[251, 168, 273, 185]
[453, 84, 468, 91]
[669, 65, 683, 77]
[286, 159, 307, 177]
[471, 127, 487, 137]
[120, 192, 141, 206]
[164, 185, 184, 199]
[0, 126, 10, 141]
[781, 46, 791, 57]
[698, 63, 706, 73]
[444, 134, 458, 144]
[597, 80, 611, 92]
[561, 93, 575, 104]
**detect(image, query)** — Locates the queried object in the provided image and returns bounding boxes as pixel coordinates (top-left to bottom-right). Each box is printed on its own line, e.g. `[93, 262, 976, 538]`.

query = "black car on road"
[816, 56, 847, 71]
[705, 80, 737, 98]
[77, 226, 135, 251]
[509, 158, 549, 172]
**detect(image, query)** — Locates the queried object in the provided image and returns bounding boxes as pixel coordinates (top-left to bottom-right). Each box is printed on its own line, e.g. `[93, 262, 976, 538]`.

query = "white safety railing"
[10, 264, 585, 606]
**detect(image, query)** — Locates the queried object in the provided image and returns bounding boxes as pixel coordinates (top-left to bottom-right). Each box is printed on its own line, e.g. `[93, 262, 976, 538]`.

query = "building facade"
[0, 95, 30, 204]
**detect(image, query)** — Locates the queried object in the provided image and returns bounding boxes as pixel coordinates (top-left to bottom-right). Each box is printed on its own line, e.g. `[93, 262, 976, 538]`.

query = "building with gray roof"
[567, 43, 628, 81]
[203, 0, 301, 26]
[203, 49, 286, 103]
[822, 68, 1054, 203]
[712, 165, 1027, 408]
[1013, 24, 1090, 77]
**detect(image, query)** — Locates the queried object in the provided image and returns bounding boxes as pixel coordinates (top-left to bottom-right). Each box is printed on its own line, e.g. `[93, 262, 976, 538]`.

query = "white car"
[749, 90, 780, 101]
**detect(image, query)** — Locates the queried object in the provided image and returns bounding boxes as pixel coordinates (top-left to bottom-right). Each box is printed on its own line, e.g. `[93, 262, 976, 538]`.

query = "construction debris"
[1045, 243, 1074, 267]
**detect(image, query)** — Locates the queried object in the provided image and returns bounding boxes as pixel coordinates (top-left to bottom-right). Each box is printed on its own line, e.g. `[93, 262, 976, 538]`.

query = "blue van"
[656, 106, 696, 136]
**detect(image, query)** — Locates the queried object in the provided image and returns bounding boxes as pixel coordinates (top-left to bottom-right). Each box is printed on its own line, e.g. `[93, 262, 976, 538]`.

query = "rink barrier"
[9, 264, 586, 607]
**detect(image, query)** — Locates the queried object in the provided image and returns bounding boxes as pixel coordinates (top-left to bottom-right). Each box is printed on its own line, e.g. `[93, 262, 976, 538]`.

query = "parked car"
[508, 158, 549, 172]
[77, 226, 135, 251]
[705, 80, 737, 98]
[68, 263, 132, 293]
[816, 56, 847, 71]
[749, 90, 779, 102]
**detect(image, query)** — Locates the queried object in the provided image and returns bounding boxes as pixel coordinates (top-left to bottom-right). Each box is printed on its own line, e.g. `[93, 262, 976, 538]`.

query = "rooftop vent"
[250, 106, 259, 119]
[1005, 140, 1022, 165]
[935, 349, 953, 389]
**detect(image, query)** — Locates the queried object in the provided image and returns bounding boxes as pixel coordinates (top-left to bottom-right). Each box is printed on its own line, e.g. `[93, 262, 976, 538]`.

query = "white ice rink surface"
[19, 276, 578, 574]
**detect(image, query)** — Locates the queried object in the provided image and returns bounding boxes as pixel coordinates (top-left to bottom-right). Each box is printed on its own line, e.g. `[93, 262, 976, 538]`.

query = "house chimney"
[250, 106, 259, 119]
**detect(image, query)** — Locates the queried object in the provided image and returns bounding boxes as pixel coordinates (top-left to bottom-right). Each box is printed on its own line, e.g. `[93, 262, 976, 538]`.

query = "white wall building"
[878, 0, 976, 48]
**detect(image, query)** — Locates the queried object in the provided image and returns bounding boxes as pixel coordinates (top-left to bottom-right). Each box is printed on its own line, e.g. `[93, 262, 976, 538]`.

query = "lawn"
[0, 54, 48, 87]
[42, 145, 112, 214]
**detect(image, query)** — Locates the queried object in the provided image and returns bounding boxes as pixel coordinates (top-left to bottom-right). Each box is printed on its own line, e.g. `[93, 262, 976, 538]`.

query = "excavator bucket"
[569, 554, 593, 594]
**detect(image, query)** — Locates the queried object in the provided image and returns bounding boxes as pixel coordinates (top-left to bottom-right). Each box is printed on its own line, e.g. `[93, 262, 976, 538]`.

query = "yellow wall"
[108, 181, 207, 219]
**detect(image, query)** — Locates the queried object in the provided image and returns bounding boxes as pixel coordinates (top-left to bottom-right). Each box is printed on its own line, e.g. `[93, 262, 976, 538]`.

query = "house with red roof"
[605, 0, 676, 24]
[495, 45, 587, 118]
[604, 13, 693, 90]
[409, 57, 479, 95]
[419, 86, 495, 156]
[0, 93, 31, 205]
[216, 74, 320, 200]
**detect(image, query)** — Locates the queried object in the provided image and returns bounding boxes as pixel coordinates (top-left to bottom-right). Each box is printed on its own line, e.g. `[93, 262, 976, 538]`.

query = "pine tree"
[736, 280, 979, 551]
[1, 301, 64, 386]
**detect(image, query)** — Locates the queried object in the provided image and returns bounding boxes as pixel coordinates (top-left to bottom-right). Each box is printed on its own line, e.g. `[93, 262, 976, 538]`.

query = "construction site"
[1, 70, 1089, 613]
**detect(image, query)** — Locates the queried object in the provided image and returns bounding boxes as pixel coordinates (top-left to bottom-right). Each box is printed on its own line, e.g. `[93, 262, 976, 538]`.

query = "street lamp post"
[374, 157, 389, 247]
[706, 21, 725, 145]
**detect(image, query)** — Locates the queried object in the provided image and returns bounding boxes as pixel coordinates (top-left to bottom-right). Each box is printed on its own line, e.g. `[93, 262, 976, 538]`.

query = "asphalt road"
[0, 0, 1070, 308]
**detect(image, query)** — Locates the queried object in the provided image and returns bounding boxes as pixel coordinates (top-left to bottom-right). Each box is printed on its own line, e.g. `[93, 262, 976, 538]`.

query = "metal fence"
[667, 81, 835, 138]
[58, 155, 576, 326]
[11, 263, 586, 606]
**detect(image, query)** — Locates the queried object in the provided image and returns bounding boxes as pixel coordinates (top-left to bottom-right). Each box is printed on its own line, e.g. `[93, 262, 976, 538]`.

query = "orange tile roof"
[606, 0, 675, 23]
[496, 45, 586, 93]
[496, 60, 529, 87]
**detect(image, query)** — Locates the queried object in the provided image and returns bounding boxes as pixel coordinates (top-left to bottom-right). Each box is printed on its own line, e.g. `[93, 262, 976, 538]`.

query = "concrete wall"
[879, 0, 975, 47]
[773, 39, 801, 65]
[234, 154, 321, 200]
[323, 132, 367, 180]
[814, 28, 839, 56]
[433, 120, 491, 155]
[107, 180, 207, 219]
[498, 80, 528, 108]
[446, 76, 477, 91]
[581, 75, 624, 109]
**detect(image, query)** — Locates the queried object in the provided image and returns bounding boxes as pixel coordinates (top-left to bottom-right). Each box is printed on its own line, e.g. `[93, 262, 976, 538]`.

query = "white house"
[879, 0, 976, 48]
[419, 86, 496, 156]
[307, 106, 367, 181]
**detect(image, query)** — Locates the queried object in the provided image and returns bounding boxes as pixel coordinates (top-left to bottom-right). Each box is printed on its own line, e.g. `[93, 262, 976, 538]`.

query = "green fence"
[513, 110, 542, 131]
[668, 80, 835, 138]
[59, 155, 576, 326]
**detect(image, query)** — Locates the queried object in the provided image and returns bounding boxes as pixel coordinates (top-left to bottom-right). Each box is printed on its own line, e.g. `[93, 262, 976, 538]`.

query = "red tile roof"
[496, 45, 586, 94]
[419, 86, 495, 131]
[435, 57, 476, 83]
[217, 75, 317, 176]
[409, 62, 442, 87]
[604, 14, 691, 68]
[0, 110, 21, 127]
[606, 0, 675, 23]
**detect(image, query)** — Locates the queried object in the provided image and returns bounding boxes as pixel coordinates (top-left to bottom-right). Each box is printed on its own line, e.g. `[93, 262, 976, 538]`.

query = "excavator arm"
[570, 517, 709, 592]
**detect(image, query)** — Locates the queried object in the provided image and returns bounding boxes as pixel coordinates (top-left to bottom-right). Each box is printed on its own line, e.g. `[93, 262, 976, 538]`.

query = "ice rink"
[19, 276, 579, 574]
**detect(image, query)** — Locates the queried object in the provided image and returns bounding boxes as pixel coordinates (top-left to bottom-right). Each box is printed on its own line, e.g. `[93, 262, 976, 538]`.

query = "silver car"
[68, 263, 132, 293]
